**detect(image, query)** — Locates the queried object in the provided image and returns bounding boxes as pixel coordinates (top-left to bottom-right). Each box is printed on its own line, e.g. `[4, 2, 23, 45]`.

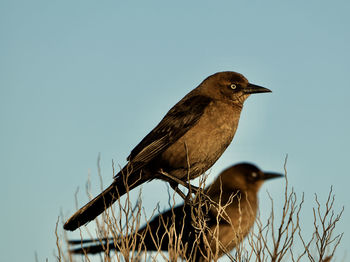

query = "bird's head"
[199, 71, 271, 105]
[208, 163, 283, 195]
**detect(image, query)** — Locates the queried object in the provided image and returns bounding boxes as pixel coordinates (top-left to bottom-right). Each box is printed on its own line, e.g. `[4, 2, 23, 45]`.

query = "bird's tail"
[68, 212, 171, 255]
[68, 233, 150, 254]
[64, 170, 146, 231]
[69, 238, 115, 254]
[68, 205, 192, 255]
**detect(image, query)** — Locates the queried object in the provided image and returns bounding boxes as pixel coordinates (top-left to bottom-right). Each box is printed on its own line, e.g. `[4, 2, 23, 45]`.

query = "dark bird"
[69, 163, 283, 261]
[64, 71, 271, 231]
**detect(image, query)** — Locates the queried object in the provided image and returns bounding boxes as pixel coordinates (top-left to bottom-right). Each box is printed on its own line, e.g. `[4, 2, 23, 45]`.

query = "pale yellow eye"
[251, 172, 258, 178]
[230, 84, 237, 90]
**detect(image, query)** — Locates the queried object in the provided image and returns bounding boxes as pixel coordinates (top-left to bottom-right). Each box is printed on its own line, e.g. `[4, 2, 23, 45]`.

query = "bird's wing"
[125, 95, 212, 171]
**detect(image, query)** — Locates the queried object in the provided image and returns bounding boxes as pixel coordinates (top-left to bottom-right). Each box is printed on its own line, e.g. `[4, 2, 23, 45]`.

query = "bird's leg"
[158, 169, 189, 187]
[185, 183, 200, 192]
[170, 183, 199, 205]
[158, 169, 200, 194]
[169, 182, 187, 201]
[158, 170, 217, 208]
[158, 170, 219, 208]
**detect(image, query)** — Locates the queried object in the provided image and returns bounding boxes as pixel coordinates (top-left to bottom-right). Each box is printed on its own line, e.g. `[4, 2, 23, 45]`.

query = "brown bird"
[64, 71, 271, 231]
[69, 163, 283, 261]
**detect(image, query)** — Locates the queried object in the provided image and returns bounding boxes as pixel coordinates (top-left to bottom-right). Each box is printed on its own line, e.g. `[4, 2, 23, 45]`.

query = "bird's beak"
[262, 172, 284, 181]
[244, 83, 271, 94]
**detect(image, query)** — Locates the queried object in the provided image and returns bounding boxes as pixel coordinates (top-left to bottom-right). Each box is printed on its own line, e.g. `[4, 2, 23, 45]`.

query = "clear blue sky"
[1, 1, 349, 261]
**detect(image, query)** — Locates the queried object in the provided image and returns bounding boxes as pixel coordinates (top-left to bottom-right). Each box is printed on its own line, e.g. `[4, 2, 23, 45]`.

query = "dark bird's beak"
[262, 172, 284, 181]
[244, 83, 271, 94]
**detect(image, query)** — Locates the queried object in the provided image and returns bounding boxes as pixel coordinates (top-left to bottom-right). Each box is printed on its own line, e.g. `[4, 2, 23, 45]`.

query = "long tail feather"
[64, 171, 145, 231]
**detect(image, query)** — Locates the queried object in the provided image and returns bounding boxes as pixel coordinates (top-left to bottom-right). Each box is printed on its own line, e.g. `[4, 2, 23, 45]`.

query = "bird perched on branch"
[69, 163, 283, 261]
[64, 71, 271, 231]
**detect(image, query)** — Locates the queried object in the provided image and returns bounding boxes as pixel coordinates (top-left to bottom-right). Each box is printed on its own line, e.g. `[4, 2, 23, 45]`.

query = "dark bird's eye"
[230, 84, 237, 90]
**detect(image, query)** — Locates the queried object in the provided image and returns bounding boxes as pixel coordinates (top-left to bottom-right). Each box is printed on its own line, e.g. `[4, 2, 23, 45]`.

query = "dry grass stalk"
[56, 160, 344, 262]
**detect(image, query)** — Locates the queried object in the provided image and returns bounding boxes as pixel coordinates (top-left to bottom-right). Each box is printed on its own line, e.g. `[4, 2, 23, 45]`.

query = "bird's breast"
[160, 101, 242, 179]
[207, 197, 258, 254]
